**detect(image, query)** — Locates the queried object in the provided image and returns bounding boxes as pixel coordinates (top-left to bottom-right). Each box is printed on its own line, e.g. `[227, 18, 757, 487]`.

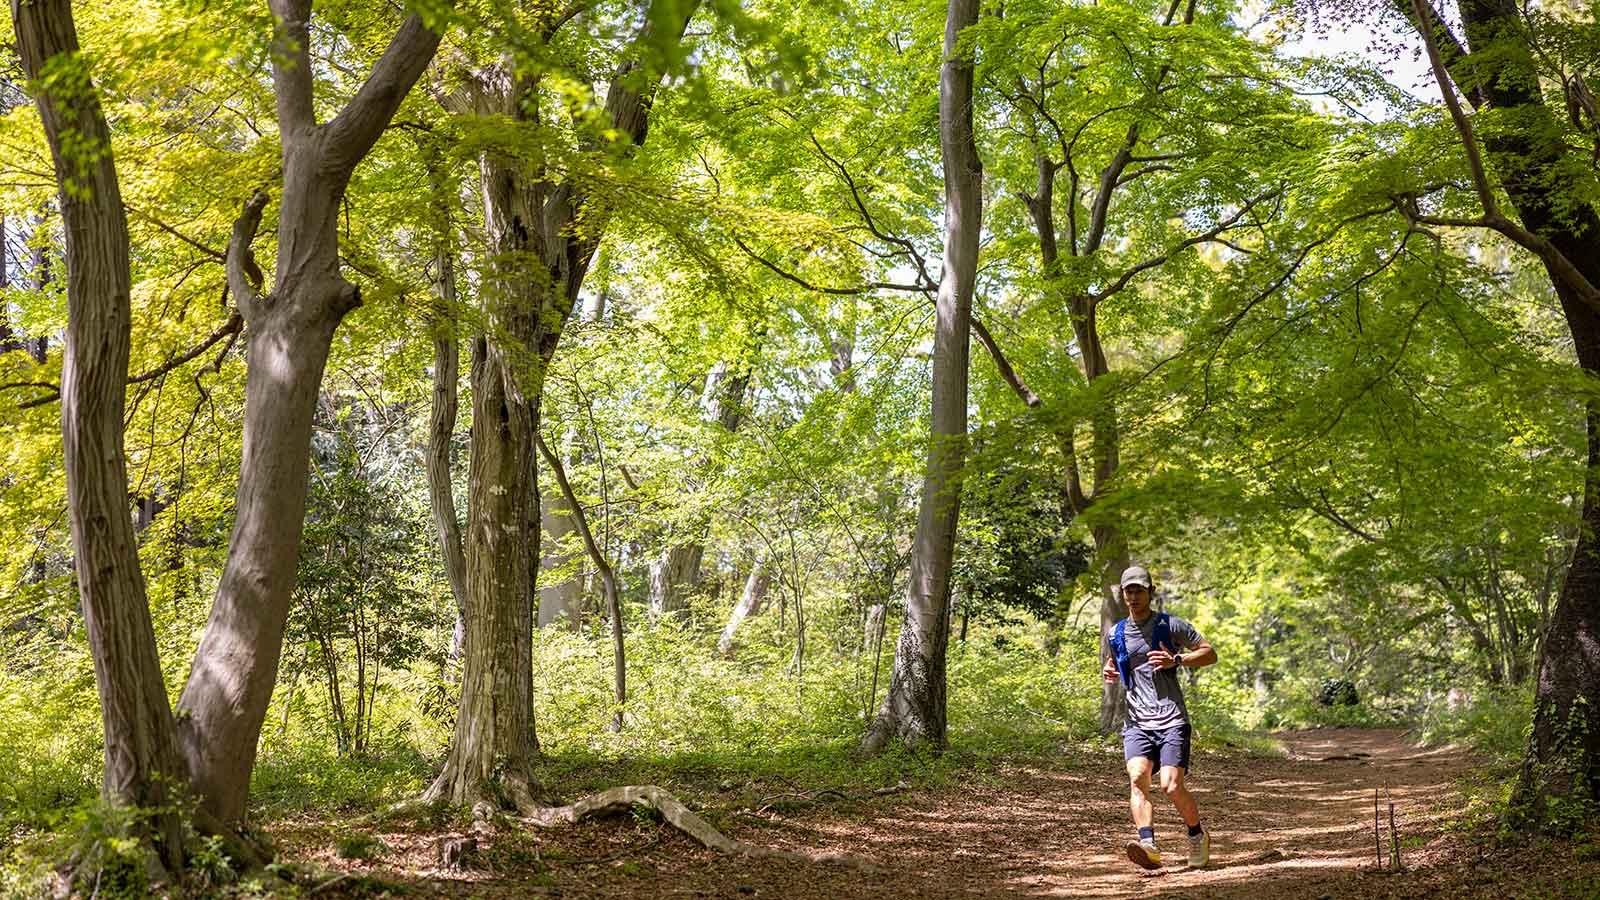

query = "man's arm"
[1148, 622, 1217, 671]
[1176, 639, 1216, 669]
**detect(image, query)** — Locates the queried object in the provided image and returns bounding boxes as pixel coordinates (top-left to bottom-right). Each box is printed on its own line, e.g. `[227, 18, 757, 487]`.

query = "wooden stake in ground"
[1374, 788, 1382, 868]
[1389, 801, 1402, 870]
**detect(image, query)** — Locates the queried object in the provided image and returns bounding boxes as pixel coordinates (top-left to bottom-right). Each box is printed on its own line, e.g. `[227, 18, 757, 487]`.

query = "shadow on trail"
[303, 729, 1566, 899]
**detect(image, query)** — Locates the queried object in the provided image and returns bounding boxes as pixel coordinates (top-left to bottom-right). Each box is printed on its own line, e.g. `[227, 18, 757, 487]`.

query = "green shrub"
[334, 831, 385, 861]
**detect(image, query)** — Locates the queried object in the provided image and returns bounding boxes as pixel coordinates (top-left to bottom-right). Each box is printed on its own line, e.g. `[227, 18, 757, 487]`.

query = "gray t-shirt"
[1120, 613, 1203, 733]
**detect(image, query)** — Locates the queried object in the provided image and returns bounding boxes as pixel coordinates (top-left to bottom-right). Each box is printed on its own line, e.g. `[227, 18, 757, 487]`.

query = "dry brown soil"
[284, 729, 1600, 899]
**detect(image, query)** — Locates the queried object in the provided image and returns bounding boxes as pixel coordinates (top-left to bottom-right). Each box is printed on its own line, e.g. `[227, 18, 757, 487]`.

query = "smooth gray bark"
[862, 0, 981, 754]
[175, 0, 445, 825]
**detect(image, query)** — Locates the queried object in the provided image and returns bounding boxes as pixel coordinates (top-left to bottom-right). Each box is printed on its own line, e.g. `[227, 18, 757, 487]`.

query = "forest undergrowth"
[0, 613, 1544, 897]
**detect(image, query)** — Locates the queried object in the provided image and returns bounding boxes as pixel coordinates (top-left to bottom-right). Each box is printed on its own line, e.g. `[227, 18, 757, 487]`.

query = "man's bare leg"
[1159, 765, 1200, 827]
[1124, 757, 1164, 868]
[1127, 757, 1156, 829]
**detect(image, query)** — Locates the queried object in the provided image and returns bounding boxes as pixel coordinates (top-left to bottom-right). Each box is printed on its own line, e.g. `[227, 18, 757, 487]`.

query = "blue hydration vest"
[1109, 612, 1171, 689]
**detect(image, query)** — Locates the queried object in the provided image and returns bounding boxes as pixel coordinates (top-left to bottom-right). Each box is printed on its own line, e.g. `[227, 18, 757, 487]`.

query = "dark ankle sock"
[1138, 826, 1155, 842]
[1188, 822, 1203, 837]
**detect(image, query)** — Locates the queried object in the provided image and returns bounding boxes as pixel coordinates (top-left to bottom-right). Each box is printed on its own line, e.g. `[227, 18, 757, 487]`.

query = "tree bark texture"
[426, 151, 546, 807]
[12, 0, 188, 867]
[431, 0, 697, 806]
[649, 538, 705, 618]
[862, 0, 980, 754]
[1422, 0, 1600, 820]
[718, 562, 772, 656]
[425, 202, 469, 661]
[175, 0, 444, 825]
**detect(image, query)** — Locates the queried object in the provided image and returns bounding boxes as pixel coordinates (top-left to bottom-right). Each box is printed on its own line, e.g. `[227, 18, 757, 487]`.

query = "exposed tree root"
[378, 777, 879, 872]
[477, 784, 880, 872]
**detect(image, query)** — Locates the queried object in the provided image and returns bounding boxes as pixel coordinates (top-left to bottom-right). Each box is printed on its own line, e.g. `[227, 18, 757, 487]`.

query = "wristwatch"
[1174, 653, 1186, 668]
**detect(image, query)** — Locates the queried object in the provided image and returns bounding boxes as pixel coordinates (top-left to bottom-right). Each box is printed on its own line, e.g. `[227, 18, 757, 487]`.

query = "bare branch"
[1412, 0, 1498, 216]
[972, 315, 1041, 408]
[127, 314, 244, 385]
[2, 380, 60, 408]
[1090, 189, 1280, 305]
[734, 237, 925, 295]
[124, 205, 225, 261]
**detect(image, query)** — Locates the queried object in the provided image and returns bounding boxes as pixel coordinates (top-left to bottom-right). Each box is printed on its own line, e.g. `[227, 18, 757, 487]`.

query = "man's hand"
[1102, 656, 1118, 683]
[1147, 642, 1181, 671]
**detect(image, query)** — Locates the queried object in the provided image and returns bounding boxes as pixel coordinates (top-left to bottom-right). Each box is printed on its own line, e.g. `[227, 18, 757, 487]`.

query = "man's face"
[1122, 583, 1152, 617]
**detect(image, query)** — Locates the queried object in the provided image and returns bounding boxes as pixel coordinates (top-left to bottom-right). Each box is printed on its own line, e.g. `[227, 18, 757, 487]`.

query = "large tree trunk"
[1401, 0, 1600, 822]
[862, 0, 981, 754]
[426, 149, 546, 807]
[175, 1, 443, 826]
[12, 0, 188, 869]
[426, 334, 542, 807]
[429, 0, 696, 808]
[649, 543, 704, 618]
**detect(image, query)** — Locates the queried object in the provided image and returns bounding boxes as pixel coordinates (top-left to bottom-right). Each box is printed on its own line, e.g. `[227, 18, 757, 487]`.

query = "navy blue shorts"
[1123, 723, 1192, 772]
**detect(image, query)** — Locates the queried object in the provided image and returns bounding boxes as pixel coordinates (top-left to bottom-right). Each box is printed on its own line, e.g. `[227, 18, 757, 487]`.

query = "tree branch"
[971, 315, 1041, 408]
[127, 314, 244, 385]
[1090, 188, 1279, 305]
[734, 237, 925, 295]
[267, 0, 315, 133]
[124, 205, 226, 261]
[1, 380, 60, 408]
[226, 191, 269, 319]
[1083, 125, 1139, 255]
[324, 12, 447, 175]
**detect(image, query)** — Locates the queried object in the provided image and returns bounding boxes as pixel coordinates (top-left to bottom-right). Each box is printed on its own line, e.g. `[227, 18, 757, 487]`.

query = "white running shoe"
[1187, 827, 1210, 868]
[1125, 839, 1162, 870]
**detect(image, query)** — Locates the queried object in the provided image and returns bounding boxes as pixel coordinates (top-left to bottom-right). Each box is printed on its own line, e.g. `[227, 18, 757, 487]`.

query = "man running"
[1101, 564, 1217, 870]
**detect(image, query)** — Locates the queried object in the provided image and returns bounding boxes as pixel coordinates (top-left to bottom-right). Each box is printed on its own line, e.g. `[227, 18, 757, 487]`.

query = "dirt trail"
[302, 729, 1597, 899]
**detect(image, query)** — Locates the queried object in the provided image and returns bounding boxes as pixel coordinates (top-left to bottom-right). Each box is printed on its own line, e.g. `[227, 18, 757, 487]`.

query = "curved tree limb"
[225, 191, 269, 319]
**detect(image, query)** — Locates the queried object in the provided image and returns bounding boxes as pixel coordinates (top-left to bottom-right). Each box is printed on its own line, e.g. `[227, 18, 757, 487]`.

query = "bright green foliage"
[0, 0, 1596, 875]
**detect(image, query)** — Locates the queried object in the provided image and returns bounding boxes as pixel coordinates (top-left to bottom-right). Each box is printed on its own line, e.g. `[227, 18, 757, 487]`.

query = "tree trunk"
[425, 211, 469, 662]
[718, 562, 772, 656]
[176, 2, 443, 826]
[12, 0, 187, 869]
[430, 0, 696, 807]
[28, 210, 51, 362]
[427, 333, 542, 807]
[862, 0, 981, 754]
[1402, 0, 1600, 822]
[426, 148, 546, 807]
[649, 543, 704, 618]
[538, 482, 585, 630]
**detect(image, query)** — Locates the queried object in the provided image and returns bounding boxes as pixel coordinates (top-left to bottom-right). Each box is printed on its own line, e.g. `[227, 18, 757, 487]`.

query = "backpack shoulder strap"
[1153, 612, 1171, 651]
